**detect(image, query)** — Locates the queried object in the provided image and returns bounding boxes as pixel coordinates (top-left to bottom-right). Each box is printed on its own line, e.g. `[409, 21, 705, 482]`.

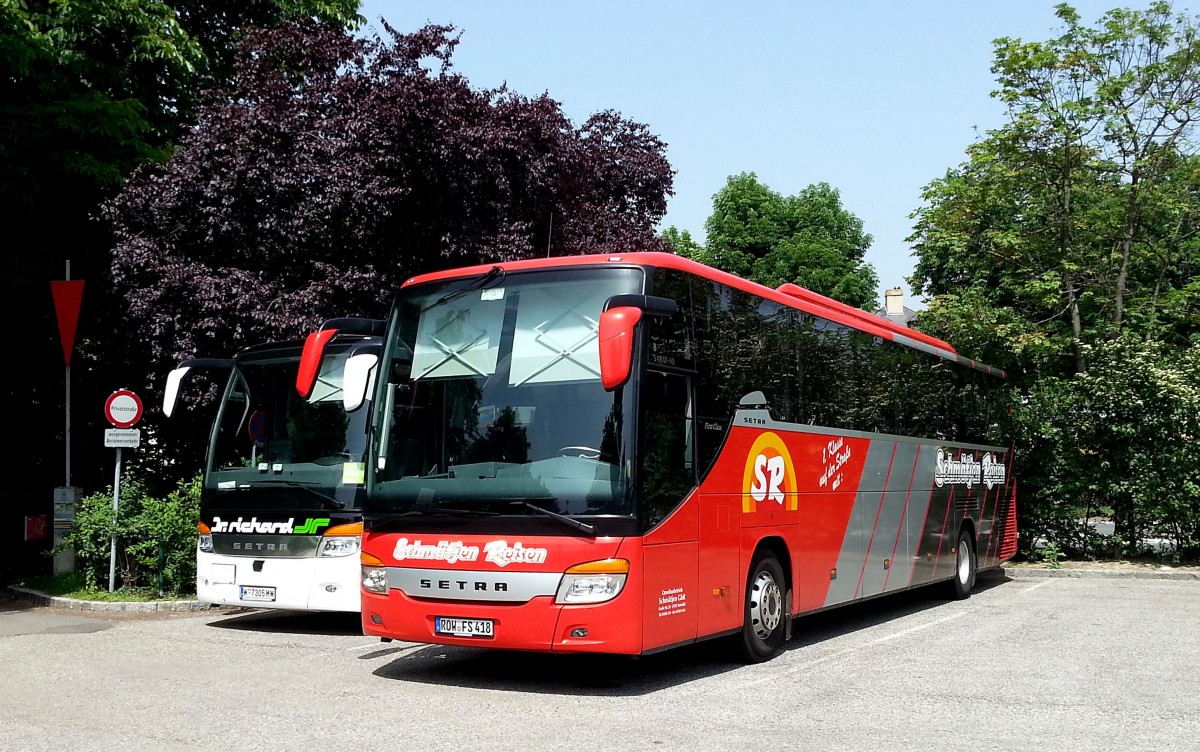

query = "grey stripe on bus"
[825, 438, 895, 607]
[860, 440, 919, 598]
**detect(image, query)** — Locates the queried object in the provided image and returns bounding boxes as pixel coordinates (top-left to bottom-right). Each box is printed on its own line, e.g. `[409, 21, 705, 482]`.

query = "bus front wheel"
[737, 551, 787, 663]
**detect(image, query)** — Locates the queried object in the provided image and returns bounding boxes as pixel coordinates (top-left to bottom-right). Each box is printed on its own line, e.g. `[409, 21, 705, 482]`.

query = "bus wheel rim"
[957, 542, 970, 583]
[750, 570, 782, 638]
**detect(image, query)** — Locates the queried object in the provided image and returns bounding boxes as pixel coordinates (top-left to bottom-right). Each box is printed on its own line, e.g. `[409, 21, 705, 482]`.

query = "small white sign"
[53, 487, 80, 505]
[104, 429, 141, 448]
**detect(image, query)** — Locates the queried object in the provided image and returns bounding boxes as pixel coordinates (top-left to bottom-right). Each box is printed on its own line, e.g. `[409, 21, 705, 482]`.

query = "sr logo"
[742, 432, 798, 512]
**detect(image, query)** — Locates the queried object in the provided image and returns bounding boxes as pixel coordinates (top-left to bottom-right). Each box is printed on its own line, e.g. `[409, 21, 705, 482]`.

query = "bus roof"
[401, 252, 1005, 379]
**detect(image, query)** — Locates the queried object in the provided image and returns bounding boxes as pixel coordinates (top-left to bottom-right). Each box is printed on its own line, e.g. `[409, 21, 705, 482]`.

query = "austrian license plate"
[239, 585, 276, 602]
[435, 617, 494, 638]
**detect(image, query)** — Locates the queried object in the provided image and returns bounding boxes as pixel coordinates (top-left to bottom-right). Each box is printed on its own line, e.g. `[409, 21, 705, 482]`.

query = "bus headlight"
[555, 559, 629, 604]
[318, 522, 363, 557]
[317, 537, 360, 557]
[197, 522, 213, 553]
[361, 552, 388, 594]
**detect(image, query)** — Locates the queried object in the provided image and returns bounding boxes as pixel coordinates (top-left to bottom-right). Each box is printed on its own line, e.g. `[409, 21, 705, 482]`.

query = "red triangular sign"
[51, 280, 85, 368]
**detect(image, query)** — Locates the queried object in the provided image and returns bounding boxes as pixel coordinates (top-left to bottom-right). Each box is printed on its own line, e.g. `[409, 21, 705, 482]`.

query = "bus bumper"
[197, 553, 361, 612]
[360, 588, 642, 654]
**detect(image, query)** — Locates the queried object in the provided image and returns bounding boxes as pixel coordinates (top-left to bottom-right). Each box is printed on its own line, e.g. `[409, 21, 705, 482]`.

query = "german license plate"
[240, 585, 276, 602]
[435, 617, 494, 638]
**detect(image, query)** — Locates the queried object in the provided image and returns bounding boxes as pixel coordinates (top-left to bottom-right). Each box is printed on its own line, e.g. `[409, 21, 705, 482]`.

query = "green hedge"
[57, 472, 200, 595]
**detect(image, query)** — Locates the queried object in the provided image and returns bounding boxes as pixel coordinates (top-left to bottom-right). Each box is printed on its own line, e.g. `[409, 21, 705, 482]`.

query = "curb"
[998, 566, 1200, 581]
[5, 585, 215, 613]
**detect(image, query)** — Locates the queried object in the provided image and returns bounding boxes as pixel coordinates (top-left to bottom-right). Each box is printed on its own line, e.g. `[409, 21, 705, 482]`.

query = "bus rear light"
[361, 551, 388, 594]
[197, 521, 213, 553]
[556, 559, 629, 604]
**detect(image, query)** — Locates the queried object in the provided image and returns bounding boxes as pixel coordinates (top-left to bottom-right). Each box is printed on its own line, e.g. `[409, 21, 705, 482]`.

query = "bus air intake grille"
[999, 483, 1019, 561]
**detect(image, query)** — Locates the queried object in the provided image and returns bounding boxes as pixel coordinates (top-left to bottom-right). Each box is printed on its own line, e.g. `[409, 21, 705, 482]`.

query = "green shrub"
[56, 472, 200, 596]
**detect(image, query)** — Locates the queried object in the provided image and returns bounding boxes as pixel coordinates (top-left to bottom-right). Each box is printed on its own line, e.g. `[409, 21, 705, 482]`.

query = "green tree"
[911, 2, 1200, 376]
[667, 173, 878, 308]
[0, 0, 361, 500]
[1012, 339, 1200, 559]
[103, 21, 673, 480]
[909, 3, 1200, 559]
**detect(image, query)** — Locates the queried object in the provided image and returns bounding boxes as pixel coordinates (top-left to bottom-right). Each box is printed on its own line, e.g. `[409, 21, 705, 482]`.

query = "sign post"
[51, 260, 85, 575]
[104, 389, 142, 592]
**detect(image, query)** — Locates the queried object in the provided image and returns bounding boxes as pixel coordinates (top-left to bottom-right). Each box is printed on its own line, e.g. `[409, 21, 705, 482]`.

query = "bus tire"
[737, 551, 787, 663]
[948, 527, 976, 600]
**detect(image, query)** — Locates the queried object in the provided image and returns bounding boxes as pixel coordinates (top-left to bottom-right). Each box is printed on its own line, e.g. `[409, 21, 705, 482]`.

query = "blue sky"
[357, 1, 1168, 307]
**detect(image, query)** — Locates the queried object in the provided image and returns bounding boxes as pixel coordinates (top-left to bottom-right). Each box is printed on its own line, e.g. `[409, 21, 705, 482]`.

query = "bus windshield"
[368, 267, 644, 518]
[206, 344, 371, 511]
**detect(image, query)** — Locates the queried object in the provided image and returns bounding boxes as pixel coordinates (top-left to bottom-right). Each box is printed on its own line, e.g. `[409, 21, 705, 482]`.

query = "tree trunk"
[1066, 276, 1086, 373]
[1113, 230, 1133, 335]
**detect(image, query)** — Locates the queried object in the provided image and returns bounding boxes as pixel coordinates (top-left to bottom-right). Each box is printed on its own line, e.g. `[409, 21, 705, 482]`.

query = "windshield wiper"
[401, 505, 498, 517]
[419, 266, 504, 313]
[511, 501, 596, 537]
[224, 480, 345, 511]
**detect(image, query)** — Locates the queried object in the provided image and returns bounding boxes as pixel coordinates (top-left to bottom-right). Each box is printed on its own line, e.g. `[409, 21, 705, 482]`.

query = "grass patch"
[16, 572, 183, 601]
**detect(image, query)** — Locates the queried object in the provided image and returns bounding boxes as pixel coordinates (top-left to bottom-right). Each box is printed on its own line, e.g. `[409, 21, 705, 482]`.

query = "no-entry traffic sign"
[104, 389, 143, 428]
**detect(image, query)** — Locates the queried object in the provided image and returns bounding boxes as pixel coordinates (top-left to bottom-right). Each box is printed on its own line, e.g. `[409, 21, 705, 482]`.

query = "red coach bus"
[308, 252, 1017, 662]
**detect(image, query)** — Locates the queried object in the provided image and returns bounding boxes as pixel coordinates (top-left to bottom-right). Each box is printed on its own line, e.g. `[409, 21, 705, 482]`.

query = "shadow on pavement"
[369, 575, 1017, 696]
[206, 608, 364, 636]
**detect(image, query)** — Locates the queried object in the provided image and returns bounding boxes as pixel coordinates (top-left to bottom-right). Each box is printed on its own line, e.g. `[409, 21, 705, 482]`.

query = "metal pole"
[65, 260, 71, 488]
[109, 447, 122, 592]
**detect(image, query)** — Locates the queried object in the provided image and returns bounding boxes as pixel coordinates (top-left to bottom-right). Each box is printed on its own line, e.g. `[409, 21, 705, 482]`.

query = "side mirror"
[162, 366, 190, 418]
[343, 352, 379, 412]
[297, 329, 338, 399]
[162, 358, 233, 418]
[598, 307, 642, 391]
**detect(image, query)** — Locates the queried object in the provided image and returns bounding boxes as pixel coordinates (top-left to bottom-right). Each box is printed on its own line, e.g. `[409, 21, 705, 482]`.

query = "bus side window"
[639, 370, 694, 529]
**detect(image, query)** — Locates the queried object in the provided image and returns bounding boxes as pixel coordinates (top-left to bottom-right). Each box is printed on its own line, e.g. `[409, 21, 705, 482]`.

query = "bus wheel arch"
[737, 539, 792, 663]
[948, 523, 977, 600]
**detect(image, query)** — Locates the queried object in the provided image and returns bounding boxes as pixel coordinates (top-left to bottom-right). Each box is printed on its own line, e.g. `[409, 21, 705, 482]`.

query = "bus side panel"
[720, 422, 874, 614]
[792, 435, 869, 613]
[640, 541, 699, 651]
[640, 488, 702, 649]
[888, 444, 938, 592]
[825, 438, 898, 607]
[909, 470, 958, 585]
[696, 492, 742, 636]
[859, 441, 920, 598]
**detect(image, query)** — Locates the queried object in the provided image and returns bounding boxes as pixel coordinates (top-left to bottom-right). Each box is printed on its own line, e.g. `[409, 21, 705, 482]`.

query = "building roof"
[873, 304, 920, 327]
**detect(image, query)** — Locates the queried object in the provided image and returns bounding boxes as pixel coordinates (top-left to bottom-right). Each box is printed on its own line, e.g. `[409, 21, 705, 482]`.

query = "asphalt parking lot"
[2, 572, 1197, 752]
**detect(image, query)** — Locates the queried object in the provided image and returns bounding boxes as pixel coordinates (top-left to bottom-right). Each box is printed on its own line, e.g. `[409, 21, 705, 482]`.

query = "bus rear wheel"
[948, 528, 977, 600]
[737, 551, 787, 663]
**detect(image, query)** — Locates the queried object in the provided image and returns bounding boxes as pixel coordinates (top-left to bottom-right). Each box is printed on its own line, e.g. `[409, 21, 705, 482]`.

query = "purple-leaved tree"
[103, 20, 674, 477]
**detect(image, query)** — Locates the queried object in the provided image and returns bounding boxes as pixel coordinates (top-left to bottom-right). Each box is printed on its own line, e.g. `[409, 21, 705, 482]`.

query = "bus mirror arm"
[598, 306, 643, 391]
[603, 294, 678, 317]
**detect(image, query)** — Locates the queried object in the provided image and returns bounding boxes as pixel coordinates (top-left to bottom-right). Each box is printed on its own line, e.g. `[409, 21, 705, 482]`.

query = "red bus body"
[353, 253, 1017, 659]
